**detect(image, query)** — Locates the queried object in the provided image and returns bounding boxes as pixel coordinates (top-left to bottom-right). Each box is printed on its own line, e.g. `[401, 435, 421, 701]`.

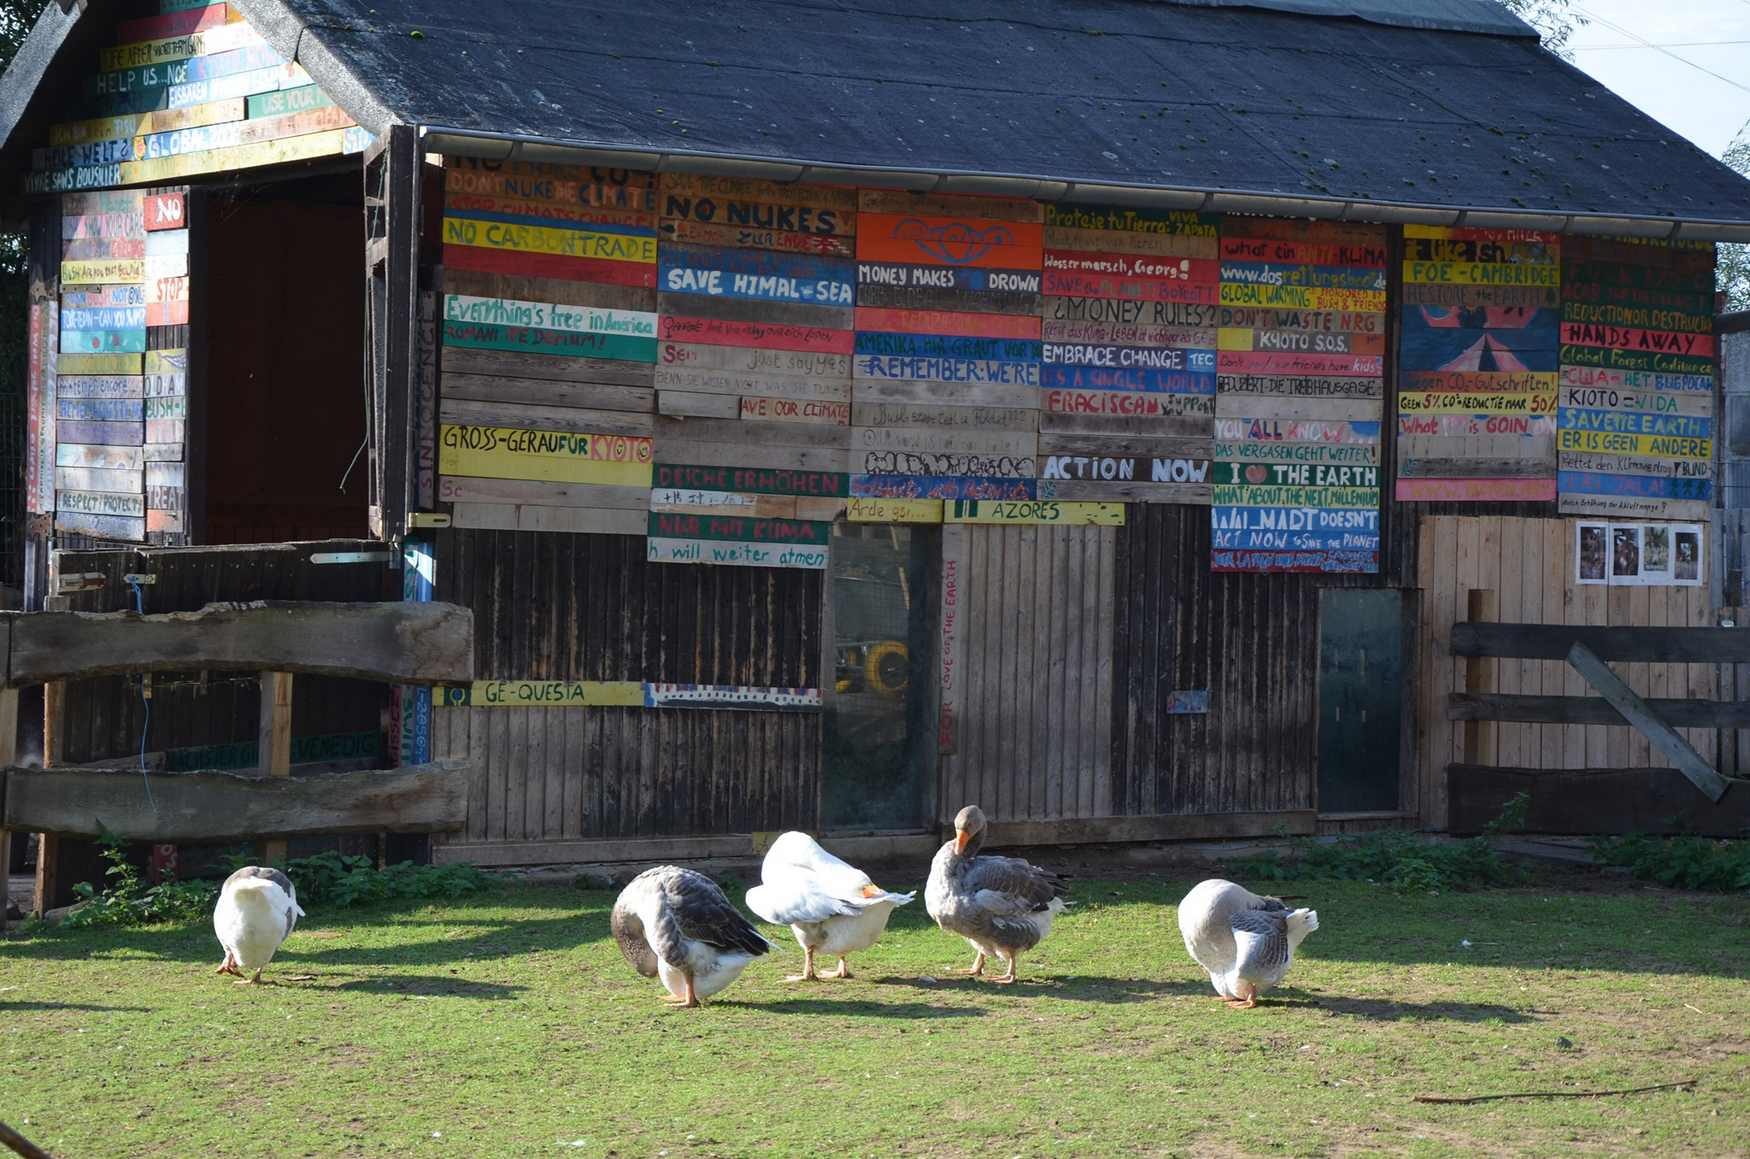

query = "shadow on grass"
[870, 973, 1207, 1003]
[321, 973, 527, 999]
[1, 999, 154, 1013]
[1264, 990, 1538, 1023]
[727, 996, 984, 1018]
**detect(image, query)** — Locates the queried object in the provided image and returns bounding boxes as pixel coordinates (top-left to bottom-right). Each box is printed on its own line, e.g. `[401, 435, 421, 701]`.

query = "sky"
[1565, 0, 1750, 157]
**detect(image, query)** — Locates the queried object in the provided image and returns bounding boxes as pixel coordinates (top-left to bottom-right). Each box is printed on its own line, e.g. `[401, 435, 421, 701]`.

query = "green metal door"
[1316, 588, 1404, 813]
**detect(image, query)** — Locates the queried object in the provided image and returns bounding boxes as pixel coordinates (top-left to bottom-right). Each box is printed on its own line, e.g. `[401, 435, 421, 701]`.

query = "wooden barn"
[3, 0, 1750, 882]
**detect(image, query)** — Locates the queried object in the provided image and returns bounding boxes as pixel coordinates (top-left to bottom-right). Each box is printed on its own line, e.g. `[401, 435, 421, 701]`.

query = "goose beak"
[862, 883, 884, 898]
[953, 830, 971, 855]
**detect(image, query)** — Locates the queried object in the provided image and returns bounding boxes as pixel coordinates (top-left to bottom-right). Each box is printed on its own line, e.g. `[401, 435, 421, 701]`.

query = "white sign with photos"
[1575, 519, 1703, 587]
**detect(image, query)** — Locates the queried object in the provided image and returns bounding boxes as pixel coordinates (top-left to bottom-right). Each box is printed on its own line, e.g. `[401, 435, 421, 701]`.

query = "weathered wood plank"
[1447, 764, 1750, 836]
[1449, 693, 1750, 727]
[6, 601, 474, 686]
[1451, 623, 1750, 664]
[3, 762, 469, 841]
[1565, 642, 1727, 802]
[985, 810, 1317, 847]
[259, 670, 294, 864]
[439, 373, 655, 414]
[0, 686, 15, 933]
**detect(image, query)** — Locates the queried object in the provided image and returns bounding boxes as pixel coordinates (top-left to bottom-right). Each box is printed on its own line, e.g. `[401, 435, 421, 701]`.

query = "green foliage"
[1721, 125, 1750, 313]
[62, 838, 217, 929]
[1590, 835, 1750, 893]
[279, 851, 495, 907]
[65, 842, 494, 928]
[1497, 0, 1586, 60]
[1234, 829, 1524, 893]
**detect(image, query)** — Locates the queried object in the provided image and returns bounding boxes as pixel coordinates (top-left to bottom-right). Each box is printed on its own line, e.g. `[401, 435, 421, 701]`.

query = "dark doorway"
[201, 171, 366, 543]
[1316, 588, 1405, 813]
[821, 522, 936, 830]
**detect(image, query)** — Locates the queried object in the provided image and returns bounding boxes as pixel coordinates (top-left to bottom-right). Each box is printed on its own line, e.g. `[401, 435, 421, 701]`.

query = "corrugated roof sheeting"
[263, 0, 1750, 224]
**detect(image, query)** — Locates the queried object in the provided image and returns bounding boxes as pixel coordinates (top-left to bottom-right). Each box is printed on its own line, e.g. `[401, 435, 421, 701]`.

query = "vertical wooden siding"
[1112, 505, 1370, 819]
[430, 528, 822, 852]
[1413, 515, 1718, 830]
[51, 540, 392, 764]
[940, 524, 1116, 824]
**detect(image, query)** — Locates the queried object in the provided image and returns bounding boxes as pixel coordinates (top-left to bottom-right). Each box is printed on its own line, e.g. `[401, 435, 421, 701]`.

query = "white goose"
[611, 866, 772, 1008]
[744, 831, 915, 981]
[1178, 878, 1318, 1009]
[213, 866, 304, 985]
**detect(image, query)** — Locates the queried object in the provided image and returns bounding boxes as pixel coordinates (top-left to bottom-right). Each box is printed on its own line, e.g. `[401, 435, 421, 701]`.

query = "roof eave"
[419, 126, 1750, 243]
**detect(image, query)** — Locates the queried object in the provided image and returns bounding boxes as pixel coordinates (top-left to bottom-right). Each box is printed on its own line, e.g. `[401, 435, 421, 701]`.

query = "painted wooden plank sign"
[1395, 225, 1561, 502]
[847, 497, 944, 523]
[443, 159, 660, 537]
[1212, 217, 1386, 573]
[1036, 201, 1221, 501]
[945, 499, 1124, 525]
[1556, 236, 1716, 520]
[439, 424, 653, 486]
[434, 681, 647, 708]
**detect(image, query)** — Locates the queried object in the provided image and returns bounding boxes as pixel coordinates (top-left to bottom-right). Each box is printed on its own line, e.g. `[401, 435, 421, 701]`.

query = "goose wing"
[745, 874, 859, 926]
[962, 853, 1068, 911]
[1229, 907, 1292, 982]
[660, 868, 772, 959]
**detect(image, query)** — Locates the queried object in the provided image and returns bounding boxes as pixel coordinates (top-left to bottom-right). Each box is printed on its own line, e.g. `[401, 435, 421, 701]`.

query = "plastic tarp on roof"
[1149, 0, 1536, 38]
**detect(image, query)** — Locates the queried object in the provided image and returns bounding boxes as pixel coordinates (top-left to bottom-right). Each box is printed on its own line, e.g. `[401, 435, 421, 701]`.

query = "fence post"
[33, 679, 64, 916]
[1461, 590, 1498, 768]
[0, 687, 16, 933]
[259, 671, 294, 865]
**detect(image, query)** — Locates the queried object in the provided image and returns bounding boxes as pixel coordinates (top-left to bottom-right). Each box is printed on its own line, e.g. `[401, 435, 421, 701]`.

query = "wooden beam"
[1449, 693, 1750, 728]
[0, 688, 14, 934]
[432, 832, 944, 869]
[1451, 623, 1750, 664]
[259, 671, 293, 865]
[1462, 590, 1498, 768]
[1565, 643, 1728, 802]
[34, 679, 64, 917]
[1448, 764, 1750, 836]
[985, 811, 1318, 848]
[2, 762, 469, 843]
[6, 600, 474, 686]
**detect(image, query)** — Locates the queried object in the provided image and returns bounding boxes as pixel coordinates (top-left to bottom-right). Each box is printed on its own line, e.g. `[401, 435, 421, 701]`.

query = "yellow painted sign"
[1556, 430, 1711, 460]
[48, 99, 247, 147]
[946, 499, 1125, 525]
[1402, 260, 1559, 287]
[438, 424, 654, 486]
[59, 352, 144, 375]
[441, 216, 657, 264]
[433, 681, 645, 708]
[1398, 391, 1557, 414]
[847, 497, 944, 523]
[61, 259, 144, 285]
[120, 127, 365, 185]
[1216, 284, 1385, 311]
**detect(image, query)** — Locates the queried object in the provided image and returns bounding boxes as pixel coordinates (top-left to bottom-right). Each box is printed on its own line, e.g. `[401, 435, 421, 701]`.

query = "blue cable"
[129, 579, 156, 812]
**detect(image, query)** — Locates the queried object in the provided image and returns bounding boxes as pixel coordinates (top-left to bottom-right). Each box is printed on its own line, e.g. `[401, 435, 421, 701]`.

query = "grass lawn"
[1, 872, 1746, 1157]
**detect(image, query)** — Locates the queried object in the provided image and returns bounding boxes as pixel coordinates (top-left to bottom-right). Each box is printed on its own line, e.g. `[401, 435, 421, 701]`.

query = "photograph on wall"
[1576, 521, 1608, 585]
[1611, 525, 1641, 583]
[1641, 523, 1671, 584]
[1674, 524, 1704, 585]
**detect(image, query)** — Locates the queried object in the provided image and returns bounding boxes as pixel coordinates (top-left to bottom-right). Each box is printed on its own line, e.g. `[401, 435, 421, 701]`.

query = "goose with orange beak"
[924, 805, 1069, 985]
[745, 831, 915, 981]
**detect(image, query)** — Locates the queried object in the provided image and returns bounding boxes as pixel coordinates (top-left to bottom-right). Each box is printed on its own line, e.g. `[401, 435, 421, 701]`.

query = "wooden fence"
[1414, 515, 1725, 831]
[0, 600, 475, 929]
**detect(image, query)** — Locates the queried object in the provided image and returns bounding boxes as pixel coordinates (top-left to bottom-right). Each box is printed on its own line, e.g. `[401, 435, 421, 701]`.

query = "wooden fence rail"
[1445, 620, 1745, 835]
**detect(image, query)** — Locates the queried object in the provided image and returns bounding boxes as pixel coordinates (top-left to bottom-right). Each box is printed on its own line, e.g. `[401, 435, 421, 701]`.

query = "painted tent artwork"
[1394, 226, 1561, 502]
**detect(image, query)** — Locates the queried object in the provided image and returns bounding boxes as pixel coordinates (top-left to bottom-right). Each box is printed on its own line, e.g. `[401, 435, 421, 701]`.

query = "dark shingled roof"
[4, 0, 1750, 231]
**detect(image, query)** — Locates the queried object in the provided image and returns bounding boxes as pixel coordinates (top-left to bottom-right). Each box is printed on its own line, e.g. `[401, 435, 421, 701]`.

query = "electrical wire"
[1573, 6, 1750, 97]
[129, 578, 157, 812]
